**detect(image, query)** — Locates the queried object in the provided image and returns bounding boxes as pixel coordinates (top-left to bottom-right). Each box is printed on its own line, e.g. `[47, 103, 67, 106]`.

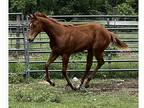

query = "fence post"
[22, 14, 30, 78]
[14, 15, 21, 58]
[107, 18, 110, 28]
[16, 15, 20, 49]
[113, 7, 118, 33]
[108, 53, 112, 70]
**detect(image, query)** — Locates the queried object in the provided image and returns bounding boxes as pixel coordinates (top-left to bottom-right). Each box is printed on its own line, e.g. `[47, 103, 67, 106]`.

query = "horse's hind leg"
[62, 54, 76, 90]
[84, 52, 105, 88]
[79, 50, 93, 88]
[45, 52, 58, 86]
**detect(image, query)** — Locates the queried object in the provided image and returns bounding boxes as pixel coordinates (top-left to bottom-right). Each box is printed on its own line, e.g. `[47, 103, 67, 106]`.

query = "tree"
[117, 3, 136, 15]
[9, 0, 138, 15]
[9, 0, 37, 15]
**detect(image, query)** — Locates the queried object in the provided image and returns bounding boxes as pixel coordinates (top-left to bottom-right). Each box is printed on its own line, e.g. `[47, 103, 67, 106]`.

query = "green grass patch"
[9, 79, 138, 108]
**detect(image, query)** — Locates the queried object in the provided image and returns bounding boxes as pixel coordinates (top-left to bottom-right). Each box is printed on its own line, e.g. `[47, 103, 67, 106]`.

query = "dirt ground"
[88, 79, 138, 96]
[38, 79, 138, 96]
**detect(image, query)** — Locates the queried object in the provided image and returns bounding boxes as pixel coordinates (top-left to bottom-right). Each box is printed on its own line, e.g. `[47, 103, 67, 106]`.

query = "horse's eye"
[29, 23, 35, 28]
[33, 25, 36, 27]
[29, 23, 32, 27]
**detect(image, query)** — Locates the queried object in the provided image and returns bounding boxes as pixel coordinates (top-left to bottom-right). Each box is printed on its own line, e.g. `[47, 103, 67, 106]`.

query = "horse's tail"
[110, 32, 128, 49]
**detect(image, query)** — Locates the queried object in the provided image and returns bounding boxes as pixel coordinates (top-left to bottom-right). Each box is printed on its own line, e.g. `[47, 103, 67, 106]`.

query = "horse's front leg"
[62, 54, 76, 90]
[45, 52, 58, 86]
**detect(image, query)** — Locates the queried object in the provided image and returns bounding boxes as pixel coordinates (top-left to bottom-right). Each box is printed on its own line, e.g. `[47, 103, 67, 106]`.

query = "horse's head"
[27, 14, 43, 42]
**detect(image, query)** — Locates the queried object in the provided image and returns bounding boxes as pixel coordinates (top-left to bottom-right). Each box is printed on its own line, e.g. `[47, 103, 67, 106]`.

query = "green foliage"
[9, 62, 24, 73]
[9, 74, 24, 84]
[9, 0, 138, 15]
[13, 84, 61, 103]
[9, 62, 25, 83]
[55, 6, 73, 15]
[9, 0, 37, 14]
[117, 3, 136, 15]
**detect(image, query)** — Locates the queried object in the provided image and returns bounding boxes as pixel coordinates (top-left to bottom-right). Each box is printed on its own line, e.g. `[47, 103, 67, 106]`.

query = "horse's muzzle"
[27, 38, 33, 42]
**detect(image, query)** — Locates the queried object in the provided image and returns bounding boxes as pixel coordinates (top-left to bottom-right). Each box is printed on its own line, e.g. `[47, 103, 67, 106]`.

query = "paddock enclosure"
[9, 13, 138, 78]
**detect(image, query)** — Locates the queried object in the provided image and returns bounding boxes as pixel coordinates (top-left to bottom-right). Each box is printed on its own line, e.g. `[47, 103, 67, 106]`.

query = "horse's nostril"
[27, 38, 32, 42]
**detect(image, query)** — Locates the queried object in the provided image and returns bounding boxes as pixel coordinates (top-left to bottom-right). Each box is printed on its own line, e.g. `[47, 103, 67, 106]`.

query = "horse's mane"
[34, 12, 63, 25]
[34, 12, 48, 18]
[34, 12, 74, 27]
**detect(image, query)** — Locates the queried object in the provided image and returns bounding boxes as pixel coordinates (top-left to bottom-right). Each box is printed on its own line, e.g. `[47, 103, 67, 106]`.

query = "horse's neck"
[40, 17, 65, 39]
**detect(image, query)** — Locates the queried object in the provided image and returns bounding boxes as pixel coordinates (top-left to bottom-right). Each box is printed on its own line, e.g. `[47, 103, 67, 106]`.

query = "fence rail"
[27, 69, 138, 73]
[50, 15, 138, 19]
[8, 13, 138, 77]
[9, 60, 138, 63]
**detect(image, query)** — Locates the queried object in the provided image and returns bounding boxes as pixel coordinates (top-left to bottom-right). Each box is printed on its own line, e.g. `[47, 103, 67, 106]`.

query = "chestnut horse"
[27, 13, 128, 90]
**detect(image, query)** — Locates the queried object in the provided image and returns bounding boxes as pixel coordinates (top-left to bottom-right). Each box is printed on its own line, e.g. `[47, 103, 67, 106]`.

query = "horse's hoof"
[79, 86, 88, 92]
[72, 87, 77, 91]
[70, 85, 77, 91]
[85, 84, 90, 88]
[74, 84, 80, 89]
[50, 81, 55, 86]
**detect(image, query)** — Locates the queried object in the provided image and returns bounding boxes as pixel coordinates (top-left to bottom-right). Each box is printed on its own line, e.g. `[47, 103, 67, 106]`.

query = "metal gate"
[9, 13, 138, 78]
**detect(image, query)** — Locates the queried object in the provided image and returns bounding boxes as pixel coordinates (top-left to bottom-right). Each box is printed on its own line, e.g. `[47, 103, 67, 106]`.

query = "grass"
[9, 79, 138, 108]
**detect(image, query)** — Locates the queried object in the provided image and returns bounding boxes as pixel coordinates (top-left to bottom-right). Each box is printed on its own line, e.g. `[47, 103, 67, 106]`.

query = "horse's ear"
[33, 14, 37, 19]
[28, 14, 33, 18]
[28, 14, 37, 20]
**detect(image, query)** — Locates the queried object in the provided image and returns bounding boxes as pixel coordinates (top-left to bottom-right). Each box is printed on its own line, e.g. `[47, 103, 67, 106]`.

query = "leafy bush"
[9, 62, 25, 73]
[117, 3, 136, 15]
[9, 62, 25, 83]
[9, 0, 137, 15]
[9, 74, 24, 84]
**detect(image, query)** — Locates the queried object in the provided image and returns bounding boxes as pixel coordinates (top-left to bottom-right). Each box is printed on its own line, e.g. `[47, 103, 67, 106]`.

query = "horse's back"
[74, 23, 111, 52]
[58, 23, 111, 54]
